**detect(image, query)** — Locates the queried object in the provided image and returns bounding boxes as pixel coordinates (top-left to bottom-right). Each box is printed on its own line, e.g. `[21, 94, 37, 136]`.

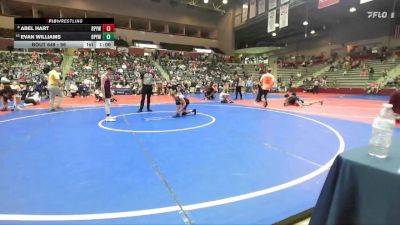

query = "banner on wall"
[360, 0, 374, 4]
[281, 0, 289, 4]
[318, 0, 340, 9]
[258, 0, 266, 14]
[268, 9, 276, 32]
[249, 0, 257, 18]
[279, 4, 289, 28]
[234, 15, 242, 26]
[269, 0, 277, 10]
[242, 3, 249, 22]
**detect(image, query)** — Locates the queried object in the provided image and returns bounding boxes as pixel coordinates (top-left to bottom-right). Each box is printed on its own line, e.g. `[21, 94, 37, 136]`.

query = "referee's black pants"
[256, 85, 262, 102]
[140, 85, 152, 110]
[235, 86, 242, 100]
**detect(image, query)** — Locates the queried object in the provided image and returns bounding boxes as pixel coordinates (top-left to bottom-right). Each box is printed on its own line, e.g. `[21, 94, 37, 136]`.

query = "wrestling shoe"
[137, 109, 143, 113]
[320, 101, 324, 105]
[106, 116, 116, 122]
[147, 109, 153, 112]
[264, 101, 268, 107]
[193, 109, 197, 115]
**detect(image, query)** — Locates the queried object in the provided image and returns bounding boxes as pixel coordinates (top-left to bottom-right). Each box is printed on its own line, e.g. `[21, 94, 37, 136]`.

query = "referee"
[137, 67, 155, 112]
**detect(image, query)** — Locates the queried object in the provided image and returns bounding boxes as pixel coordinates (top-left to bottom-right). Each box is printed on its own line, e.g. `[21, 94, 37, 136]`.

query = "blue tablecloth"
[310, 139, 400, 225]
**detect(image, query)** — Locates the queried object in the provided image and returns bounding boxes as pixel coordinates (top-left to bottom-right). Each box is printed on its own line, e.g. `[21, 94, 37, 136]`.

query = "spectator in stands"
[70, 82, 78, 98]
[64, 76, 73, 97]
[351, 59, 360, 69]
[277, 75, 282, 84]
[313, 79, 320, 94]
[369, 66, 375, 80]
[386, 77, 395, 87]
[321, 76, 328, 87]
[382, 69, 388, 79]
[360, 64, 368, 76]
[329, 61, 337, 72]
[367, 82, 380, 95]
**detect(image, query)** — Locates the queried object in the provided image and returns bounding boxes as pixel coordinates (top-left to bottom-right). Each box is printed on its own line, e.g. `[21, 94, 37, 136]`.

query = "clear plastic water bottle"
[368, 103, 396, 158]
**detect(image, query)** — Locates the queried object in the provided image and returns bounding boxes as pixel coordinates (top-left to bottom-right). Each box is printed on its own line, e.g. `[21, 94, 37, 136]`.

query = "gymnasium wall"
[0, 15, 14, 29]
[273, 17, 399, 57]
[217, 8, 235, 55]
[116, 28, 219, 49]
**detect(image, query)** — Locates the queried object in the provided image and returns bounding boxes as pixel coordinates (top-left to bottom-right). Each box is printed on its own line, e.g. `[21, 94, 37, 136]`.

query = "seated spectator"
[23, 86, 41, 106]
[94, 89, 104, 102]
[219, 87, 233, 104]
[70, 83, 78, 98]
[10, 81, 23, 110]
[367, 82, 380, 95]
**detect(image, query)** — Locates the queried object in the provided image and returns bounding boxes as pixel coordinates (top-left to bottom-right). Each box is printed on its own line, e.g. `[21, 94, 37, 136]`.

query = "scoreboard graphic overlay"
[14, 18, 115, 49]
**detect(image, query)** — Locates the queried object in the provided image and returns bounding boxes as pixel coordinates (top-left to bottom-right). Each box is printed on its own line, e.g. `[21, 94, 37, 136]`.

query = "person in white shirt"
[24, 87, 41, 106]
[94, 89, 104, 102]
[220, 85, 233, 103]
[69, 83, 78, 98]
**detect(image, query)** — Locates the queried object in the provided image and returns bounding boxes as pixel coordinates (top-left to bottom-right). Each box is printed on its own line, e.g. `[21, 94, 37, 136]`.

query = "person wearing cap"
[259, 68, 275, 107]
[137, 67, 155, 112]
[47, 66, 64, 111]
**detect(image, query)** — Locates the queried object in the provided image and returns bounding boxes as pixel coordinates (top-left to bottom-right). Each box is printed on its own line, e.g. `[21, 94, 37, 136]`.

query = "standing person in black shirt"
[137, 67, 155, 112]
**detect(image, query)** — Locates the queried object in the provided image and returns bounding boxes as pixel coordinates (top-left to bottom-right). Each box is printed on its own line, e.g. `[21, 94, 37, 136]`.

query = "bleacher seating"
[322, 59, 398, 88]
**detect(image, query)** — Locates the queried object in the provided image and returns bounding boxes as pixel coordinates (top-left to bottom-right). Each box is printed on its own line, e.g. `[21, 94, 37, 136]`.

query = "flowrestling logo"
[367, 11, 391, 19]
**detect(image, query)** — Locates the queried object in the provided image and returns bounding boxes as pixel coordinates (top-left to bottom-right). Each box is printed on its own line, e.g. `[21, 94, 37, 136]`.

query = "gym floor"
[0, 93, 399, 225]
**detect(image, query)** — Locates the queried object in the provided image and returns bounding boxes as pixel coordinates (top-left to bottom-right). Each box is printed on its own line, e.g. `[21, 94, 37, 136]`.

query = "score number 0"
[102, 24, 114, 32]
